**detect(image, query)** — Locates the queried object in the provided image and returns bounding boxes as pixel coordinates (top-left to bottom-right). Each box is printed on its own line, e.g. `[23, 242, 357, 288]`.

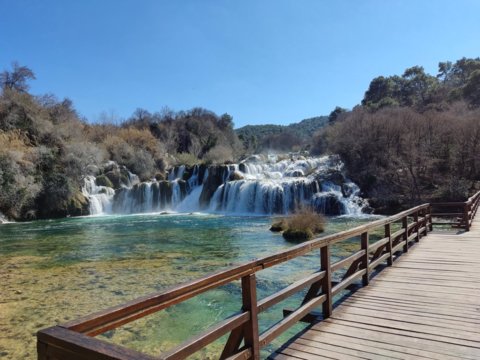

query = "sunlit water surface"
[0, 213, 375, 359]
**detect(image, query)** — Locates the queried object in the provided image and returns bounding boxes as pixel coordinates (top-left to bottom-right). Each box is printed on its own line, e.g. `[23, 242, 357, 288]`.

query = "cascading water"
[82, 155, 368, 216]
[82, 175, 115, 215]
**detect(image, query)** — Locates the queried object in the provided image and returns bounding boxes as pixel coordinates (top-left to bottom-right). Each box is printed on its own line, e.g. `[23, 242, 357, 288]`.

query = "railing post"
[464, 203, 470, 232]
[361, 231, 369, 286]
[241, 274, 259, 360]
[422, 208, 428, 236]
[402, 216, 408, 252]
[414, 211, 420, 242]
[385, 223, 393, 266]
[320, 245, 332, 318]
[428, 205, 433, 232]
[37, 341, 47, 360]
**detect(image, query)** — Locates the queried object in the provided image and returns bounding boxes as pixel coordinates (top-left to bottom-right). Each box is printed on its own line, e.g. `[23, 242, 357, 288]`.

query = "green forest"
[1, 57, 479, 220]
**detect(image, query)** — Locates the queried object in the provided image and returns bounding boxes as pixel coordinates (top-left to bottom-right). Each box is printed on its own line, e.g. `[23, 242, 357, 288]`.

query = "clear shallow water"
[0, 213, 374, 359]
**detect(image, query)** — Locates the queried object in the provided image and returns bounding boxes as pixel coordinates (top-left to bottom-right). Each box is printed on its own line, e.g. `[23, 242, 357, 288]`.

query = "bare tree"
[0, 62, 36, 92]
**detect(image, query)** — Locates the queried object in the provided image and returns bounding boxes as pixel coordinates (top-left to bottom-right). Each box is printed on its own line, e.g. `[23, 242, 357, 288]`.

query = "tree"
[0, 62, 36, 92]
[463, 70, 480, 107]
[328, 106, 348, 123]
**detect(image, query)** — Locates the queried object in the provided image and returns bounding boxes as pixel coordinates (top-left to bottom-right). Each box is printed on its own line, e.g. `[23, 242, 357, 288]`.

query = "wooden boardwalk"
[273, 219, 480, 360]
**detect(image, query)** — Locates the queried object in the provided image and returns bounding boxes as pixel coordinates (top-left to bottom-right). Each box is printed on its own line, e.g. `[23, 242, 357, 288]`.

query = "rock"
[317, 170, 346, 186]
[239, 163, 247, 173]
[86, 164, 100, 175]
[270, 219, 287, 232]
[229, 171, 244, 181]
[182, 169, 192, 181]
[197, 164, 208, 184]
[155, 173, 165, 181]
[104, 169, 130, 189]
[199, 165, 229, 208]
[288, 170, 304, 177]
[312, 193, 344, 216]
[242, 154, 266, 163]
[95, 175, 114, 188]
[67, 192, 90, 216]
[282, 228, 314, 242]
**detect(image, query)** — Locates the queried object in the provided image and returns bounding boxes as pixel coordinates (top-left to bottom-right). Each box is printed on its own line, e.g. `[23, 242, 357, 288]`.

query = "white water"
[82, 155, 368, 216]
[82, 176, 115, 215]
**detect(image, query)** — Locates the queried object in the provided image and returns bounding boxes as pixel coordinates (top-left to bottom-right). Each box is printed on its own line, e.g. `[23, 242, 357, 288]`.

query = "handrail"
[431, 190, 480, 231]
[36, 198, 477, 360]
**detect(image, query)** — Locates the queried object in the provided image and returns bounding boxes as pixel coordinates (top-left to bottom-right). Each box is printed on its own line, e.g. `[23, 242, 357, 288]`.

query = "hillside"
[236, 116, 328, 152]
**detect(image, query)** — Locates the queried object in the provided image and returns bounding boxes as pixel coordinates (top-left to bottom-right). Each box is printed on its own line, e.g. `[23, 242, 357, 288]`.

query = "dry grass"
[271, 207, 326, 242]
[286, 207, 325, 234]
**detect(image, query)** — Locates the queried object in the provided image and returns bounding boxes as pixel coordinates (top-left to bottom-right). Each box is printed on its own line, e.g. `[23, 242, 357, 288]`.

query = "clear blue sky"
[1, 0, 479, 127]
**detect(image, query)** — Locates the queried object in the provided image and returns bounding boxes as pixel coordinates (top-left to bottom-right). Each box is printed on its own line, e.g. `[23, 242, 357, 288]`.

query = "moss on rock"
[282, 228, 314, 242]
[67, 192, 90, 216]
[96, 175, 114, 188]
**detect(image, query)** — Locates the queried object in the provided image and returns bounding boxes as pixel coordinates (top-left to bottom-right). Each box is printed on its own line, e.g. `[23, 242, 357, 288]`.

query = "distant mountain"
[235, 116, 328, 152]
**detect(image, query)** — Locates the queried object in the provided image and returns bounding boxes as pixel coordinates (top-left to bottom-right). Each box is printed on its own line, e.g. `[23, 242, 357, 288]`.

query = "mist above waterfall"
[83, 155, 368, 216]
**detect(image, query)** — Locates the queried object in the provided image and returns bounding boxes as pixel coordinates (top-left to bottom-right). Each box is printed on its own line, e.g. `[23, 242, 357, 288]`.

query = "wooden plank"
[369, 237, 389, 254]
[37, 326, 157, 360]
[360, 232, 369, 286]
[286, 341, 365, 360]
[323, 316, 480, 348]
[334, 304, 480, 333]
[330, 250, 364, 272]
[257, 271, 325, 312]
[160, 312, 249, 359]
[321, 245, 332, 318]
[368, 252, 390, 271]
[313, 321, 480, 358]
[331, 269, 366, 296]
[241, 274, 259, 360]
[224, 348, 252, 360]
[301, 332, 455, 360]
[308, 327, 473, 360]
[342, 297, 480, 323]
[259, 294, 326, 348]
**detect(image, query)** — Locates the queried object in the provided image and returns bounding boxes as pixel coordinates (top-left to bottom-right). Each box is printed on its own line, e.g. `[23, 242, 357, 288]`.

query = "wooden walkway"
[273, 219, 480, 360]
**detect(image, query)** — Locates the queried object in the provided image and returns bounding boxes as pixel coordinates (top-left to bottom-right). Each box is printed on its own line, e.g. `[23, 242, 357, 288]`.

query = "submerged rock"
[282, 228, 314, 242]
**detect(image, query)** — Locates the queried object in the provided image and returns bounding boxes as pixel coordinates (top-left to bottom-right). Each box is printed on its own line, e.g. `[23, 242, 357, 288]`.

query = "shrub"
[203, 144, 234, 164]
[173, 152, 200, 167]
[285, 208, 325, 234]
[270, 219, 287, 232]
[273, 208, 326, 242]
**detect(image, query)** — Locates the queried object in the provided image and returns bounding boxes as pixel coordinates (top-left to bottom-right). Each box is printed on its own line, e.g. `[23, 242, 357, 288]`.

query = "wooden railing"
[431, 190, 480, 231]
[36, 202, 449, 360]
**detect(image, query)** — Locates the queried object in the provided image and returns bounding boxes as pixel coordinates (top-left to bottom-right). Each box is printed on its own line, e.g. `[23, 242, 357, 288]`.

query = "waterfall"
[82, 175, 115, 215]
[82, 156, 368, 216]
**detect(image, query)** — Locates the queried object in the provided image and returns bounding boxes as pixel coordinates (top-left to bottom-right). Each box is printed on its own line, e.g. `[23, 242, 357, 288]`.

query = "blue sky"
[1, 0, 479, 127]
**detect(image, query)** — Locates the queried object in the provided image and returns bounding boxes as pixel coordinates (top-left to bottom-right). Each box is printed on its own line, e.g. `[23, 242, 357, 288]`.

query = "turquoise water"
[0, 213, 372, 359]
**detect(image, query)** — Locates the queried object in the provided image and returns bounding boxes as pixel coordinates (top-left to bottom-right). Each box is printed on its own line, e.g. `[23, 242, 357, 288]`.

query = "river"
[0, 213, 374, 359]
